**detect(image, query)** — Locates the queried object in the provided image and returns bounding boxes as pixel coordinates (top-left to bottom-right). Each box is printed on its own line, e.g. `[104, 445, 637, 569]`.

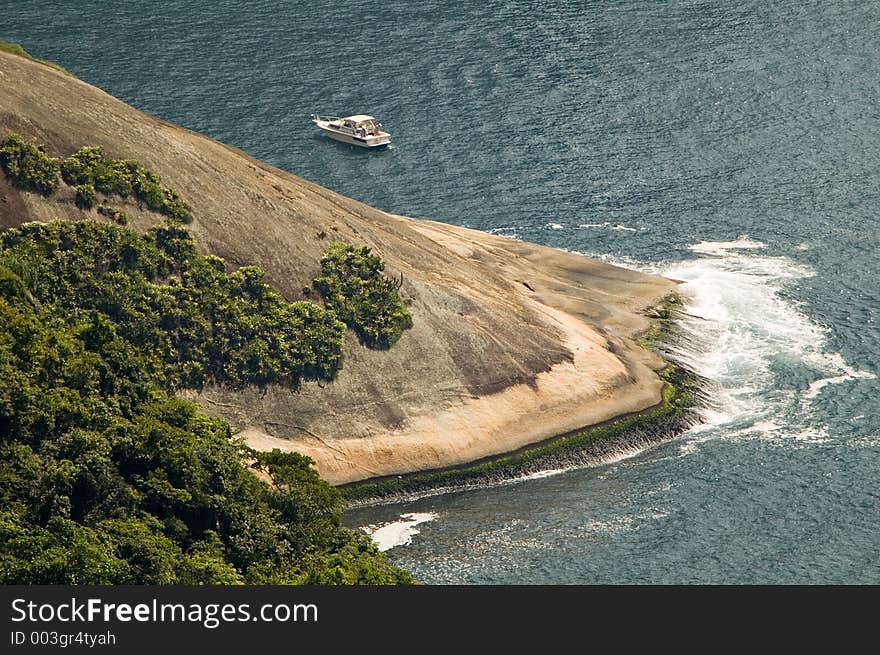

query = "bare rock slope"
[0, 51, 677, 484]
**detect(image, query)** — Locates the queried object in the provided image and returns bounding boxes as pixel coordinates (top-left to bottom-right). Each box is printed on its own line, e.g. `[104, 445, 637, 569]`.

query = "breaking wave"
[653, 238, 875, 450]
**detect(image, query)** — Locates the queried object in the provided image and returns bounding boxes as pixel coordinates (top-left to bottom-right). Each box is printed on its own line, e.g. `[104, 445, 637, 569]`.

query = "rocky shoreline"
[343, 359, 706, 506]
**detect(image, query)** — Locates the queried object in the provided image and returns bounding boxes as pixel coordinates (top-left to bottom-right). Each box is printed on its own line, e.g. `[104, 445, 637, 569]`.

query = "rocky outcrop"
[0, 50, 677, 484]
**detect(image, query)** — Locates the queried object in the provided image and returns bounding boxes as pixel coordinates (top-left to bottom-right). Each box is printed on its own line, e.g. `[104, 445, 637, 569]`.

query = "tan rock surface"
[0, 51, 677, 484]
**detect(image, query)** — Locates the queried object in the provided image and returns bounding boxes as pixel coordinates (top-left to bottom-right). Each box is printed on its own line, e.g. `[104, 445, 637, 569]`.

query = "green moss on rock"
[0, 39, 72, 76]
[343, 365, 697, 504]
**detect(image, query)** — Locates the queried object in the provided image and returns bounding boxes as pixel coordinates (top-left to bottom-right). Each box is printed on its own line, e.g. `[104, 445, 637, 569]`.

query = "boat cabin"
[341, 115, 381, 136]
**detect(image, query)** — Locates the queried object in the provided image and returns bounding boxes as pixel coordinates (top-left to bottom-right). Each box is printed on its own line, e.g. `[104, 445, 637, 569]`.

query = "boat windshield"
[341, 118, 379, 136]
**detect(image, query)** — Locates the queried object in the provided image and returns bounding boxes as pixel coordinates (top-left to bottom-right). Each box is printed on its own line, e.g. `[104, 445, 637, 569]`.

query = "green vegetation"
[0, 133, 190, 222]
[61, 146, 190, 222]
[343, 365, 696, 503]
[0, 39, 71, 76]
[74, 183, 96, 209]
[0, 220, 412, 584]
[0, 263, 29, 302]
[61, 147, 131, 196]
[0, 134, 60, 196]
[639, 295, 684, 351]
[0, 221, 345, 390]
[313, 242, 413, 349]
[97, 205, 128, 225]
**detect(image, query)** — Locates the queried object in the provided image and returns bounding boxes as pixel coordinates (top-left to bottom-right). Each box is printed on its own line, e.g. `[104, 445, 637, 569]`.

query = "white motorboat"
[310, 114, 391, 148]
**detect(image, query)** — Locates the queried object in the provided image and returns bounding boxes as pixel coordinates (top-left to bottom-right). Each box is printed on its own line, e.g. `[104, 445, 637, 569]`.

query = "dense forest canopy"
[0, 219, 413, 584]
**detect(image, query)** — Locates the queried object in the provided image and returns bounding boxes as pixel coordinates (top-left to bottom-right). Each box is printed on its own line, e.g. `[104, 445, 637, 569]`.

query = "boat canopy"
[345, 115, 375, 123]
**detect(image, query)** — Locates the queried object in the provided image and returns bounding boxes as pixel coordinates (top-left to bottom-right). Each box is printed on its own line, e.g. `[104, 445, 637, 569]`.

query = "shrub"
[60, 146, 104, 187]
[313, 242, 413, 349]
[61, 147, 190, 221]
[133, 172, 165, 209]
[163, 190, 191, 223]
[129, 164, 191, 222]
[0, 133, 60, 196]
[0, 264, 27, 301]
[97, 205, 128, 225]
[62, 146, 133, 197]
[74, 183, 96, 209]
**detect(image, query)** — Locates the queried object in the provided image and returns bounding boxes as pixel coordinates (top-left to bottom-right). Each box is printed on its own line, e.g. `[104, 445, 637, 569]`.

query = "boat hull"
[318, 127, 390, 148]
[312, 116, 391, 148]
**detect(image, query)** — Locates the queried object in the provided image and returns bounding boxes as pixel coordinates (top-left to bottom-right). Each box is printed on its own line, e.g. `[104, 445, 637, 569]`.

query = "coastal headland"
[0, 49, 680, 486]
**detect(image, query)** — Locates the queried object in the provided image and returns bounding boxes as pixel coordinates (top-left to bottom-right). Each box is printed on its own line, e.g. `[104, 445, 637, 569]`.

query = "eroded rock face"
[0, 51, 677, 484]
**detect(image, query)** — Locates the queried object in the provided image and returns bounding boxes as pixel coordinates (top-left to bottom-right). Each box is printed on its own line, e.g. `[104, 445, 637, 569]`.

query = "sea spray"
[653, 239, 875, 448]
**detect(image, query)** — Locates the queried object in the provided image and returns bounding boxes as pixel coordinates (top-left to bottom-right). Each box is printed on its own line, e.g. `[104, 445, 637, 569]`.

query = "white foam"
[577, 221, 638, 232]
[749, 419, 784, 434]
[572, 250, 646, 271]
[849, 435, 880, 448]
[789, 426, 830, 443]
[677, 429, 720, 456]
[546, 222, 564, 230]
[654, 239, 874, 451]
[580, 516, 634, 534]
[663, 255, 814, 429]
[517, 441, 662, 484]
[487, 226, 520, 240]
[580, 509, 669, 536]
[804, 372, 874, 400]
[801, 351, 876, 400]
[361, 512, 438, 551]
[688, 236, 767, 255]
[515, 468, 567, 481]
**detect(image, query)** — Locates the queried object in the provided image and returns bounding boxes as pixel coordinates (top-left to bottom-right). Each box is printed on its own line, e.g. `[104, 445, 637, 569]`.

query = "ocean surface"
[4, 0, 878, 583]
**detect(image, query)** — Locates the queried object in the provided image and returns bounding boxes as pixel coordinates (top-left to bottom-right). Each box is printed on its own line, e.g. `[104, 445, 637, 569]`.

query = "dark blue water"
[4, 0, 878, 583]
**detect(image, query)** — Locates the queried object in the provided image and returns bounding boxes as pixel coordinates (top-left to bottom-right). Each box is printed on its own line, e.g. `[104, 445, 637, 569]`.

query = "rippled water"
[5, 0, 878, 583]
